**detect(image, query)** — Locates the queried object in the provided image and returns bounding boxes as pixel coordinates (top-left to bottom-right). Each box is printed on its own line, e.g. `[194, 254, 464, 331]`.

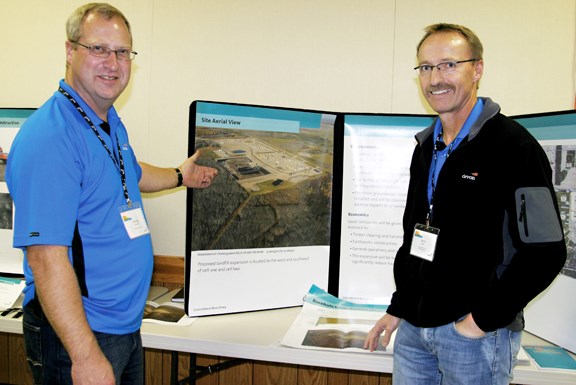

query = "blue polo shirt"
[7, 80, 154, 334]
[428, 98, 484, 204]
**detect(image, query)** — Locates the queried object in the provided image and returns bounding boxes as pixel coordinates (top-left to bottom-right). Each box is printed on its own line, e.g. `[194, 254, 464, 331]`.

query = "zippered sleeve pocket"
[515, 187, 563, 243]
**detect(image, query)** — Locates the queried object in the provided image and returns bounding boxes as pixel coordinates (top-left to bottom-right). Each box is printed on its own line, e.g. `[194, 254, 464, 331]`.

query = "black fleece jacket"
[386, 98, 567, 332]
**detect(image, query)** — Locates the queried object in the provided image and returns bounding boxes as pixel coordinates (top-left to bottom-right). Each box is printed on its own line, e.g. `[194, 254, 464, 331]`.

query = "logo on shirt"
[29, 232, 40, 237]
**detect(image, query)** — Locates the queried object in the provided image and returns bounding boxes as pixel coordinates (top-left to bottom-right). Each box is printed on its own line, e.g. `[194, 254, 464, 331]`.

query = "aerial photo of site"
[190, 114, 336, 251]
[544, 144, 576, 279]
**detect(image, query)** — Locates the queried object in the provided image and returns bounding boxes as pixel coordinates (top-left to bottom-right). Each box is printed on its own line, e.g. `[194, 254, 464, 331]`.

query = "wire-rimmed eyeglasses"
[414, 59, 477, 76]
[70, 40, 137, 61]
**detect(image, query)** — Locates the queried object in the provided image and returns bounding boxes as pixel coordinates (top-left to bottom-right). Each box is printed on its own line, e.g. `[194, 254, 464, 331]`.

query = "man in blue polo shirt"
[6, 3, 217, 385]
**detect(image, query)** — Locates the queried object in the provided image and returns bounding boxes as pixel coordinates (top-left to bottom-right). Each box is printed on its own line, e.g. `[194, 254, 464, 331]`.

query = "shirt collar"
[57, 79, 121, 131]
[433, 98, 485, 146]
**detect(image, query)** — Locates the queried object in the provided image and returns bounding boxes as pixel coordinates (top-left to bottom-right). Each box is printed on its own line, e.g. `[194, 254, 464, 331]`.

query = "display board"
[514, 111, 576, 353]
[337, 114, 434, 304]
[186, 100, 576, 353]
[0, 108, 35, 275]
[186, 101, 341, 316]
[337, 109, 576, 352]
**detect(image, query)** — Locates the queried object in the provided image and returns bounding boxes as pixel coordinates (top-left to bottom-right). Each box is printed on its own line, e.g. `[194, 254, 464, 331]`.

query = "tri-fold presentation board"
[0, 103, 574, 352]
[185, 100, 576, 353]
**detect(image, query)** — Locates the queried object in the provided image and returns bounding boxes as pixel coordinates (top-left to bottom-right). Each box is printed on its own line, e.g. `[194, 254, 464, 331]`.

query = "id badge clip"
[410, 223, 439, 262]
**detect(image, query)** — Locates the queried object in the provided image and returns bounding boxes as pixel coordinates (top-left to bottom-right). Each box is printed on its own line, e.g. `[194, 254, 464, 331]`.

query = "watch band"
[175, 168, 183, 187]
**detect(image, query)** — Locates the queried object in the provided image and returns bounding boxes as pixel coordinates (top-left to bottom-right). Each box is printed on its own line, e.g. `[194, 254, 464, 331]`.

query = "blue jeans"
[23, 298, 144, 385]
[393, 319, 521, 385]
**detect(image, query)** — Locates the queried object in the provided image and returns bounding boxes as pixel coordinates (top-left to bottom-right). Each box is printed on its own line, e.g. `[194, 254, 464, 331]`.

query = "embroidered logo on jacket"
[462, 172, 479, 181]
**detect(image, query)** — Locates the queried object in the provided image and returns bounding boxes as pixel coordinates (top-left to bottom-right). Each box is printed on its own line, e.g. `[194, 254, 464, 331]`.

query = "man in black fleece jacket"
[364, 23, 566, 385]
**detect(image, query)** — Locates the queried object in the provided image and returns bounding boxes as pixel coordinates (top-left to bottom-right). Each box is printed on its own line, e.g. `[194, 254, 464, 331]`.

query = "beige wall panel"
[1, 0, 574, 257]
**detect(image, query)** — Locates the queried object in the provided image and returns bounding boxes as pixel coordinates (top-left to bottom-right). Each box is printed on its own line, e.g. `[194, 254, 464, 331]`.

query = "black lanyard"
[58, 87, 131, 206]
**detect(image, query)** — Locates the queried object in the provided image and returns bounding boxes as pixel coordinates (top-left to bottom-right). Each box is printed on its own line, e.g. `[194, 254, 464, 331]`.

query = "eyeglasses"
[70, 40, 137, 61]
[414, 59, 477, 75]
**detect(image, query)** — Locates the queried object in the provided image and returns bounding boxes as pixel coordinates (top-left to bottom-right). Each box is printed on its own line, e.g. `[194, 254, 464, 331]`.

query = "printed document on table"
[143, 299, 196, 326]
[281, 285, 392, 354]
[0, 276, 25, 311]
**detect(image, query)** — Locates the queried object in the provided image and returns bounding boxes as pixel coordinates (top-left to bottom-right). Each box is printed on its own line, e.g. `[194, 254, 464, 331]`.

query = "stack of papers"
[0, 276, 25, 311]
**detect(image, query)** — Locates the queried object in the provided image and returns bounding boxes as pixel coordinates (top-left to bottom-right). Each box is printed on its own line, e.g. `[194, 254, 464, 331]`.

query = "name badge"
[119, 202, 150, 239]
[410, 224, 439, 262]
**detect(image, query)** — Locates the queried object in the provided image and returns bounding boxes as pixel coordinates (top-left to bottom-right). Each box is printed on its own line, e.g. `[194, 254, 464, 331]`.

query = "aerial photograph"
[190, 110, 336, 251]
[544, 144, 576, 279]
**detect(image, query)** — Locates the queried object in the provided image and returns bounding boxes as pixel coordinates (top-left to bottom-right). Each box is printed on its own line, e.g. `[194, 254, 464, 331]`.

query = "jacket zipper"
[519, 194, 529, 237]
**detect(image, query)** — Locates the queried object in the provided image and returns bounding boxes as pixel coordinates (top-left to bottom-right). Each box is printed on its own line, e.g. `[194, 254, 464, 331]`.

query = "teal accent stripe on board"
[196, 101, 323, 130]
[197, 113, 300, 133]
[514, 113, 576, 140]
[0, 109, 35, 128]
[344, 115, 434, 137]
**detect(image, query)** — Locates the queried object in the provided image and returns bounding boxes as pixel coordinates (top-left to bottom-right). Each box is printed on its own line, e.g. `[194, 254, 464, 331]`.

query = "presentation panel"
[515, 111, 576, 353]
[0, 108, 35, 275]
[338, 114, 434, 304]
[339, 110, 576, 352]
[186, 101, 339, 316]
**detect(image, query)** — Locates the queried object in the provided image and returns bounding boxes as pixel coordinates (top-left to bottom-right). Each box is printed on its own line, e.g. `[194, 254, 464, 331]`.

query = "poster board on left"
[0, 108, 35, 275]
